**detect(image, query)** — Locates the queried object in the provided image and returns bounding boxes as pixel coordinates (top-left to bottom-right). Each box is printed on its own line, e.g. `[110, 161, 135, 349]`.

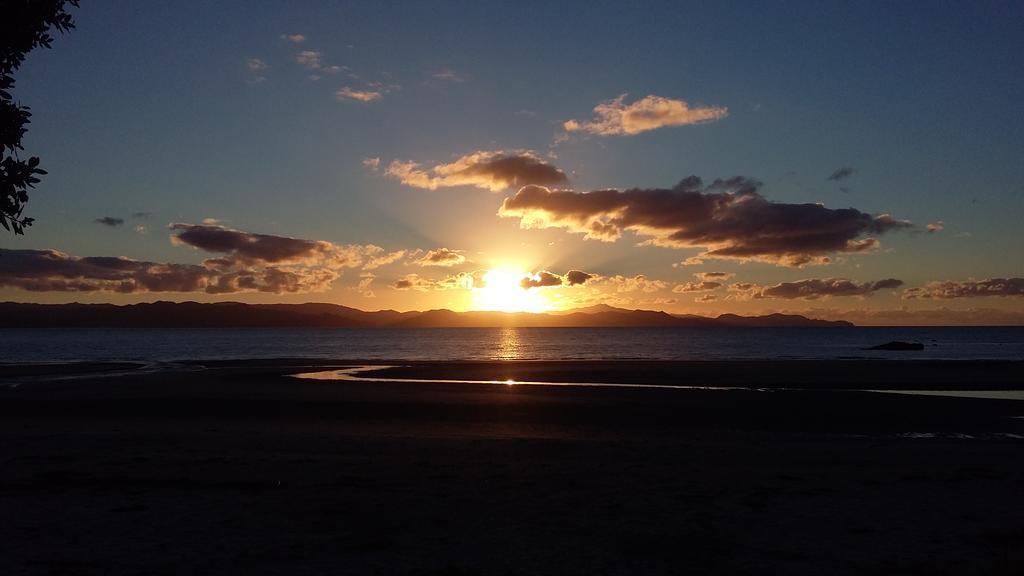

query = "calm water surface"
[2, 326, 1023, 363]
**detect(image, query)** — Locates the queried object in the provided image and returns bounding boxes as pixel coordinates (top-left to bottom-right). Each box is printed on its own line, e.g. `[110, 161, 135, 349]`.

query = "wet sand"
[2, 360, 1023, 575]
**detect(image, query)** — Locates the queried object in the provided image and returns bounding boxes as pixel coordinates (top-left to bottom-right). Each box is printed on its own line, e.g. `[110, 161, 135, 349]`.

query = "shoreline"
[2, 357, 1023, 574]
[4, 358, 1024, 390]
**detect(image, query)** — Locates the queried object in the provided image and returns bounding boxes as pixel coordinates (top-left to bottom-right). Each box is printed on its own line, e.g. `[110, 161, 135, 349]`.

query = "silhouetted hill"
[548, 303, 627, 315]
[712, 313, 852, 327]
[0, 301, 366, 328]
[0, 302, 854, 328]
[256, 303, 421, 326]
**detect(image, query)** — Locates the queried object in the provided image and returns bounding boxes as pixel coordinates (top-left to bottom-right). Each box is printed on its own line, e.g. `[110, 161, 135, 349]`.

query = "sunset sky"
[3, 1, 1023, 324]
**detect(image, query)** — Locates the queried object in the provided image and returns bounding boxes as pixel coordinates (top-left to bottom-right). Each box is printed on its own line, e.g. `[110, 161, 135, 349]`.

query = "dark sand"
[2, 360, 1023, 575]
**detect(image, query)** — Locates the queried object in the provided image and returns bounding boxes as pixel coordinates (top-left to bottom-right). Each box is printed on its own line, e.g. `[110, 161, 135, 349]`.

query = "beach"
[2, 360, 1023, 575]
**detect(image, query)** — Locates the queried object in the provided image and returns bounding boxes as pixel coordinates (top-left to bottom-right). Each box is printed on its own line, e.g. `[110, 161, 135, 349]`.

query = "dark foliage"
[1, 0, 78, 234]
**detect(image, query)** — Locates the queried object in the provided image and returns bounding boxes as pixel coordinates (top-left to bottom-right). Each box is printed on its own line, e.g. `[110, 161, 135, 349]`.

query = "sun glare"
[471, 268, 552, 313]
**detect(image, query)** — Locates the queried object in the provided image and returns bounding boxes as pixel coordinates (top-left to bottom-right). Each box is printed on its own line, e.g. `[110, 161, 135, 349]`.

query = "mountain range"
[0, 301, 853, 328]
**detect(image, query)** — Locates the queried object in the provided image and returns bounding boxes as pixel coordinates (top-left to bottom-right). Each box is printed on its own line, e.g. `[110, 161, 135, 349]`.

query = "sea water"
[2, 326, 1023, 363]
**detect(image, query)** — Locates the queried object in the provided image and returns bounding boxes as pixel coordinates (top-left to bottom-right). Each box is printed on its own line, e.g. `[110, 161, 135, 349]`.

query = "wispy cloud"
[672, 279, 723, 293]
[593, 274, 667, 293]
[414, 248, 467, 267]
[563, 94, 727, 137]
[430, 68, 466, 83]
[295, 50, 323, 70]
[391, 270, 486, 291]
[336, 86, 382, 102]
[280, 33, 306, 44]
[903, 278, 1024, 299]
[246, 58, 268, 83]
[827, 167, 855, 182]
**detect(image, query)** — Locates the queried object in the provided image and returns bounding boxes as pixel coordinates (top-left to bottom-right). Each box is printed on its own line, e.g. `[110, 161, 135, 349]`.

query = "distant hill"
[0, 301, 854, 328]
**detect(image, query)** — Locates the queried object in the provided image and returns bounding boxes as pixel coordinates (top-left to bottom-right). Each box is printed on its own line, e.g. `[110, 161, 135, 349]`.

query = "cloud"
[1, 224, 415, 295]
[695, 271, 734, 281]
[295, 50, 322, 69]
[94, 217, 124, 227]
[391, 270, 486, 292]
[499, 176, 912, 266]
[431, 68, 465, 82]
[903, 278, 1024, 299]
[361, 248, 406, 271]
[280, 33, 306, 44]
[169, 223, 367, 267]
[414, 248, 467, 267]
[336, 86, 382, 102]
[827, 167, 855, 182]
[926, 221, 944, 233]
[362, 157, 381, 171]
[133, 225, 147, 235]
[519, 271, 564, 289]
[357, 273, 375, 297]
[247, 58, 268, 72]
[563, 94, 728, 136]
[517, 269, 596, 290]
[246, 58, 268, 83]
[593, 274, 667, 293]
[672, 280, 722, 293]
[695, 293, 718, 303]
[565, 270, 595, 286]
[0, 249, 336, 294]
[131, 211, 151, 219]
[386, 150, 568, 192]
[729, 277, 904, 300]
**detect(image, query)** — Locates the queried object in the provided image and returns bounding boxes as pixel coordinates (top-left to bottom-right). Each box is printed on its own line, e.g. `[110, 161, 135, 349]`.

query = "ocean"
[3, 326, 1024, 363]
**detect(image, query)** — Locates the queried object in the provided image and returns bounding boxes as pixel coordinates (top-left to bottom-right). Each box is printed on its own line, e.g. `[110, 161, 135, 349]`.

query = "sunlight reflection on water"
[495, 327, 521, 360]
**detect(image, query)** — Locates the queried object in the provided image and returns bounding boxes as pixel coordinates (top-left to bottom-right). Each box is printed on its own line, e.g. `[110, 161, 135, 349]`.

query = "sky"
[3, 0, 1024, 324]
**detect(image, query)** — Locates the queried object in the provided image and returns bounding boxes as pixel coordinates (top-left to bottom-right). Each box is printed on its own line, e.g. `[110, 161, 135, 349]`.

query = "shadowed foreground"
[2, 360, 1023, 575]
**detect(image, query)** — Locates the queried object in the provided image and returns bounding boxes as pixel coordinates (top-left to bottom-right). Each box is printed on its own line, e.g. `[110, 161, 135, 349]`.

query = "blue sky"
[3, 1, 1023, 322]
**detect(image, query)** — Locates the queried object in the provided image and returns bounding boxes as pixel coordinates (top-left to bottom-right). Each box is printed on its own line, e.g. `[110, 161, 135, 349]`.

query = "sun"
[471, 268, 552, 313]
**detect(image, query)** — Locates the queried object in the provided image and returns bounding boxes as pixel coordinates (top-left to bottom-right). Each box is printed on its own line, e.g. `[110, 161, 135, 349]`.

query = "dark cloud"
[0, 249, 336, 294]
[904, 278, 1024, 299]
[520, 271, 564, 289]
[169, 223, 372, 268]
[131, 212, 152, 219]
[518, 269, 597, 290]
[733, 277, 904, 300]
[415, 248, 467, 267]
[387, 150, 568, 191]
[0, 224, 405, 295]
[827, 167, 855, 181]
[695, 271, 733, 281]
[565, 270, 595, 286]
[500, 177, 911, 266]
[94, 217, 124, 227]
